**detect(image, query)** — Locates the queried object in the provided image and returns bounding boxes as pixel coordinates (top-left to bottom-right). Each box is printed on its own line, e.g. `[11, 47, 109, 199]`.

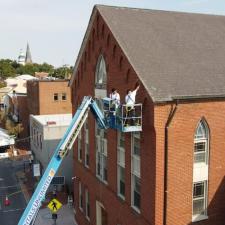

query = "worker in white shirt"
[124, 83, 140, 126]
[109, 88, 120, 112]
[125, 84, 140, 107]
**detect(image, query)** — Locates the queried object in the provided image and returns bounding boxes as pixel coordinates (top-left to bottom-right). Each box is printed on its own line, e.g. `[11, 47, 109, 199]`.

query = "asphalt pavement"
[34, 205, 77, 225]
[0, 159, 27, 225]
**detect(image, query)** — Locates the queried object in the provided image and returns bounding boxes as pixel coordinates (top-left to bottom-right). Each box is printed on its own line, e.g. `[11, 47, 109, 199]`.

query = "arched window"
[92, 29, 95, 51]
[194, 120, 209, 164]
[113, 45, 117, 58]
[95, 55, 107, 89]
[101, 24, 105, 38]
[119, 56, 123, 70]
[107, 34, 110, 46]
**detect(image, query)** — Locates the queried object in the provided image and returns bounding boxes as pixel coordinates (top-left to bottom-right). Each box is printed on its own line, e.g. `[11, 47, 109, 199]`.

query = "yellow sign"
[47, 198, 62, 213]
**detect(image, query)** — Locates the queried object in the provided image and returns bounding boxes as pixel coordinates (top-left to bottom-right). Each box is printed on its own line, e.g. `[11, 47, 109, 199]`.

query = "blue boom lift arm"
[18, 96, 107, 225]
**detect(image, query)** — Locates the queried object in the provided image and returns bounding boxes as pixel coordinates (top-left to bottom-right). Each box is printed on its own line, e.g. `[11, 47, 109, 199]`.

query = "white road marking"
[2, 208, 25, 213]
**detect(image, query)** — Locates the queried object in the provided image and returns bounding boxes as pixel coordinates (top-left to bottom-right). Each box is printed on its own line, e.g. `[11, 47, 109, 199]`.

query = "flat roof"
[31, 114, 72, 127]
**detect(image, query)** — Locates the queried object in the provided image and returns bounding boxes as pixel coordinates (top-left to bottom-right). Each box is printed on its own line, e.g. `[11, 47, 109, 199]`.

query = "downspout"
[163, 101, 178, 225]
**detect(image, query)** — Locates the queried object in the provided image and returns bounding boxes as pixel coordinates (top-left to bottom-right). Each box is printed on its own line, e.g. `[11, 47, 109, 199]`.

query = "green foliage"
[0, 59, 16, 78]
[39, 62, 54, 74]
[51, 66, 73, 79]
[0, 58, 72, 79]
[0, 81, 6, 88]
[16, 63, 53, 75]
[5, 119, 24, 137]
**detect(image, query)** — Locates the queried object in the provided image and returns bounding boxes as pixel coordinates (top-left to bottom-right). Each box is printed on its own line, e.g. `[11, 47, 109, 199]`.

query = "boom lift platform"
[18, 96, 142, 225]
[102, 97, 142, 132]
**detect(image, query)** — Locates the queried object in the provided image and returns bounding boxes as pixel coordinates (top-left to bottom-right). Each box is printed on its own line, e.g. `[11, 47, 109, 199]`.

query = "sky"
[1, 0, 225, 68]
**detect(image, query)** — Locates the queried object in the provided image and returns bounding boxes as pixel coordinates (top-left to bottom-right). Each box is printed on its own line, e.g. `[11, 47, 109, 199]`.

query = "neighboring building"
[4, 75, 36, 138]
[30, 114, 73, 191]
[27, 79, 72, 115]
[69, 5, 225, 225]
[0, 128, 15, 159]
[34, 72, 49, 80]
[0, 128, 15, 147]
[0, 86, 12, 110]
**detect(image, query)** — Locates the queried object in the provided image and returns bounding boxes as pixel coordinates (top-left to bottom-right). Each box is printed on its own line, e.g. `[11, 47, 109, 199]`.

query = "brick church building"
[69, 5, 225, 225]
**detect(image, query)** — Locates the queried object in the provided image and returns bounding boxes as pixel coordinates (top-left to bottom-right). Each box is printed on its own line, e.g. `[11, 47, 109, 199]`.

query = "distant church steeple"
[18, 43, 33, 65]
[25, 43, 32, 64]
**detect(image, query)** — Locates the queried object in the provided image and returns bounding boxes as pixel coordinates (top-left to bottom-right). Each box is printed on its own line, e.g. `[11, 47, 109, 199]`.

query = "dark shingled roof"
[70, 5, 225, 102]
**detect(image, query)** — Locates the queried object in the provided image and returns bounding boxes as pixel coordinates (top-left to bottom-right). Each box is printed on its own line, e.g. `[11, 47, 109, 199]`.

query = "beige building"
[27, 79, 72, 115]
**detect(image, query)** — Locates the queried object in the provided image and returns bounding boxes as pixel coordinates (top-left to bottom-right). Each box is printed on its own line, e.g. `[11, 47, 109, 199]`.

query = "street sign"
[47, 198, 62, 213]
[33, 163, 40, 177]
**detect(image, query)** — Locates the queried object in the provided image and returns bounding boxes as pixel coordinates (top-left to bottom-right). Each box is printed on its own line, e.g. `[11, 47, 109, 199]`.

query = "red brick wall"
[71, 11, 155, 225]
[155, 101, 225, 225]
[17, 95, 29, 138]
[27, 80, 39, 115]
[71, 9, 225, 225]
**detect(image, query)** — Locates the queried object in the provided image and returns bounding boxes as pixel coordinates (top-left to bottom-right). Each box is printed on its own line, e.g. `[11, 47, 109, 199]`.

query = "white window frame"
[131, 132, 141, 213]
[79, 182, 83, 211]
[194, 121, 209, 164]
[53, 93, 59, 101]
[78, 130, 82, 162]
[61, 93, 67, 101]
[95, 55, 107, 89]
[95, 124, 108, 183]
[192, 181, 208, 221]
[85, 189, 90, 220]
[117, 132, 125, 200]
[84, 119, 89, 168]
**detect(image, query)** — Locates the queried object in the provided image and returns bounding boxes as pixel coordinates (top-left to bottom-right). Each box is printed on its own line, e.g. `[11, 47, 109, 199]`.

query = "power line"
[15, 133, 41, 142]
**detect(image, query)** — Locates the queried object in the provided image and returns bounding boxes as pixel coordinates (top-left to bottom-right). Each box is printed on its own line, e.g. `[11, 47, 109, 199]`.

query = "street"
[0, 159, 27, 225]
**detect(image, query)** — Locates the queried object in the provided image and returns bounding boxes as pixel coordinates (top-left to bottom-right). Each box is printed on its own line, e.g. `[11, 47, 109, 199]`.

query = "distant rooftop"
[0, 128, 15, 147]
[31, 114, 72, 126]
[27, 79, 69, 83]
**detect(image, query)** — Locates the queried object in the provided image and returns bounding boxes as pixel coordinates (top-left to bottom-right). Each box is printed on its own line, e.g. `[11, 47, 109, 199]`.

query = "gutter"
[163, 101, 178, 225]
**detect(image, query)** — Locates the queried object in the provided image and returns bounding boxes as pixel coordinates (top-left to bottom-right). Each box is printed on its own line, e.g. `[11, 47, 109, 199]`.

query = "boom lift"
[18, 96, 142, 225]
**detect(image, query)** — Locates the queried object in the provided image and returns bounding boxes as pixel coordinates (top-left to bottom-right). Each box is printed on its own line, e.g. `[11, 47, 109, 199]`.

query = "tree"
[0, 58, 72, 79]
[39, 62, 54, 74]
[51, 66, 73, 79]
[0, 59, 16, 78]
[5, 119, 23, 137]
[0, 81, 6, 88]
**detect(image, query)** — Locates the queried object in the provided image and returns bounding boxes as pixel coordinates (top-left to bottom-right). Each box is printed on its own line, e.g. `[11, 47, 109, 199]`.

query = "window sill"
[192, 214, 208, 222]
[194, 162, 208, 168]
[85, 164, 89, 169]
[117, 194, 125, 201]
[96, 175, 108, 185]
[131, 205, 141, 214]
[79, 207, 83, 213]
[95, 84, 106, 89]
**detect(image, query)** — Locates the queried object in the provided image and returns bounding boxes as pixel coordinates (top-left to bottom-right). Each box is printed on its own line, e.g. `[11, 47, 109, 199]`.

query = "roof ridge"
[95, 4, 225, 17]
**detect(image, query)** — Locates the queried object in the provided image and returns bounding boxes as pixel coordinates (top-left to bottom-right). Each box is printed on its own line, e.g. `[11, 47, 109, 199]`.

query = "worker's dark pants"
[125, 107, 136, 126]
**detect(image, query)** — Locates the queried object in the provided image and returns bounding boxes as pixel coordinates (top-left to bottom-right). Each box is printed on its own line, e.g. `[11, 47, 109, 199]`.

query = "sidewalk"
[34, 205, 77, 225]
[16, 169, 77, 225]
